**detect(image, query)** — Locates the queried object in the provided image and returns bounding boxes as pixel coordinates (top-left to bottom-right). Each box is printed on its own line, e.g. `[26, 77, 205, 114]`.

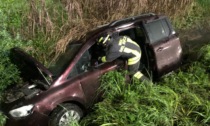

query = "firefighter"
[97, 33, 149, 82]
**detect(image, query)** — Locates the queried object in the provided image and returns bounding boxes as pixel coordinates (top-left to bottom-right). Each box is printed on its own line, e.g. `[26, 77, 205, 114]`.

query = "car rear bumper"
[5, 111, 49, 126]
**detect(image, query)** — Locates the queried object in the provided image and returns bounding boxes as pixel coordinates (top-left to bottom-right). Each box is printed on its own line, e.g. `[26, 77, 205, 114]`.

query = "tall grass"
[1, 0, 209, 63]
[19, 0, 195, 63]
[81, 44, 210, 126]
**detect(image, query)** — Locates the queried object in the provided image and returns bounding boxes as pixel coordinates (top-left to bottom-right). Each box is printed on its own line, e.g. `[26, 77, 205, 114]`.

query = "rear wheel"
[49, 103, 83, 126]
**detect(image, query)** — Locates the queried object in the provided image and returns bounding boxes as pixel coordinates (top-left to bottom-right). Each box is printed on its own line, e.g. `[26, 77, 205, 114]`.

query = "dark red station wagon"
[1, 13, 182, 126]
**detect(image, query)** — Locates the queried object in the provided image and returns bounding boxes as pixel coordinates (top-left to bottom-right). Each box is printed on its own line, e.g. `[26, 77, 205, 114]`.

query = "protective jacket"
[101, 36, 141, 66]
[100, 35, 149, 81]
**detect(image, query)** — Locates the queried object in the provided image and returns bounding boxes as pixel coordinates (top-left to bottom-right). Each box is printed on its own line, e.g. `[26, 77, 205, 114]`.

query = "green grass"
[0, 0, 210, 125]
[196, 0, 210, 11]
[81, 44, 210, 126]
[172, 0, 210, 30]
[0, 113, 6, 126]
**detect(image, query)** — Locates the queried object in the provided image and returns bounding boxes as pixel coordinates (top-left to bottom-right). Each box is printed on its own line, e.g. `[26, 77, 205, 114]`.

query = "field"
[0, 0, 210, 125]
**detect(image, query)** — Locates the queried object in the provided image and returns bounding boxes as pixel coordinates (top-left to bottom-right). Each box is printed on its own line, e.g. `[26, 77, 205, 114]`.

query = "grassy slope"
[0, 0, 209, 125]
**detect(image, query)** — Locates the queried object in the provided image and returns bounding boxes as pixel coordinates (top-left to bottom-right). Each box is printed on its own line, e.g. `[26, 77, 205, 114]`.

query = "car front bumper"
[5, 111, 49, 126]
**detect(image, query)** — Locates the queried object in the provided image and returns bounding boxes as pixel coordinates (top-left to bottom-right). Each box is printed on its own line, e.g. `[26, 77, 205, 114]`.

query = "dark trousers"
[127, 60, 149, 81]
[128, 60, 140, 76]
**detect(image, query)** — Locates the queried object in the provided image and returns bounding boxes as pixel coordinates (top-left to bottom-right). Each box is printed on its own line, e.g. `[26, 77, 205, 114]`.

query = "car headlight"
[9, 104, 34, 118]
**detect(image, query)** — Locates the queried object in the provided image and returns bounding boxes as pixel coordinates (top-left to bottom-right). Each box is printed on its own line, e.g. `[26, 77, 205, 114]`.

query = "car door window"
[145, 19, 170, 44]
[68, 50, 91, 78]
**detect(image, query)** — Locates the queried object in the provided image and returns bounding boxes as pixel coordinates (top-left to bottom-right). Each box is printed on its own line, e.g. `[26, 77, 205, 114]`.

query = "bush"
[0, 0, 33, 92]
[0, 9, 23, 91]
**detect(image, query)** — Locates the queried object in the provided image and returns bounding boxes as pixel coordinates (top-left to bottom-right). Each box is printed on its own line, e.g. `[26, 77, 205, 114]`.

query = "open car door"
[144, 17, 182, 77]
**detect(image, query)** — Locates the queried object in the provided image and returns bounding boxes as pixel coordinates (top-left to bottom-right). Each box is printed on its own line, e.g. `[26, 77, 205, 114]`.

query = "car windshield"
[49, 43, 82, 77]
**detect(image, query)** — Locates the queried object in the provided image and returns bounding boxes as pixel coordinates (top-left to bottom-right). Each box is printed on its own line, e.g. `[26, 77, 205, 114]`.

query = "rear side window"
[145, 19, 170, 44]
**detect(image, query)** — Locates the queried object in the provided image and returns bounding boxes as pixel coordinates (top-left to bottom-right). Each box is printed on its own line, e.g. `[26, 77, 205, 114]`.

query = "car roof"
[85, 13, 159, 38]
[109, 13, 157, 27]
[94, 13, 158, 30]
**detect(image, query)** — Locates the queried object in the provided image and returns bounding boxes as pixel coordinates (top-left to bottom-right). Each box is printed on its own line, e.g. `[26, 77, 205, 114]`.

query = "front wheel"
[49, 103, 84, 126]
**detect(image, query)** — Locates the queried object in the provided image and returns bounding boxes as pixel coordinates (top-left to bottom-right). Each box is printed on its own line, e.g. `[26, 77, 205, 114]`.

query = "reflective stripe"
[118, 36, 140, 47]
[128, 57, 140, 65]
[118, 36, 141, 65]
[120, 47, 141, 65]
[123, 48, 141, 57]
[119, 46, 141, 65]
[98, 35, 110, 44]
[133, 71, 143, 79]
[102, 35, 110, 44]
[119, 46, 125, 52]
[101, 56, 106, 62]
[118, 38, 126, 46]
[98, 37, 104, 43]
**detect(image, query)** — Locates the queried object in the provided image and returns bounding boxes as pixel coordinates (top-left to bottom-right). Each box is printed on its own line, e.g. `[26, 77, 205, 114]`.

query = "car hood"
[10, 47, 53, 82]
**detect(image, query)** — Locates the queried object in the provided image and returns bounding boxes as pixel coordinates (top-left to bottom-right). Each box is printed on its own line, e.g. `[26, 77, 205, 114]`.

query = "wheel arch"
[48, 99, 87, 117]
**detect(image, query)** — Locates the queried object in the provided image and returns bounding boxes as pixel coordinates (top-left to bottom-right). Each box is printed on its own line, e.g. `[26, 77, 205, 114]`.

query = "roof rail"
[109, 13, 155, 27]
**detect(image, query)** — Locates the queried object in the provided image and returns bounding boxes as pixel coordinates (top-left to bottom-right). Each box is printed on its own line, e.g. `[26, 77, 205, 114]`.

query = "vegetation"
[0, 0, 210, 125]
[0, 0, 200, 63]
[0, 2, 24, 92]
[80, 44, 210, 126]
[0, 0, 208, 63]
[0, 0, 203, 92]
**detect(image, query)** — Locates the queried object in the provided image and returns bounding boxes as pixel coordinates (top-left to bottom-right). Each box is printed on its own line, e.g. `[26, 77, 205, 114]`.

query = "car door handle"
[157, 47, 163, 52]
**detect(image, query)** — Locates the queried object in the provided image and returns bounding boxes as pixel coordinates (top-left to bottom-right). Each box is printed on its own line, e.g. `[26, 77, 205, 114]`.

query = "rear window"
[145, 19, 170, 44]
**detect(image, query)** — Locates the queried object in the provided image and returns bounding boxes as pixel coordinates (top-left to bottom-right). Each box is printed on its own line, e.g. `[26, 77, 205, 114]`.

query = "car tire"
[49, 103, 84, 126]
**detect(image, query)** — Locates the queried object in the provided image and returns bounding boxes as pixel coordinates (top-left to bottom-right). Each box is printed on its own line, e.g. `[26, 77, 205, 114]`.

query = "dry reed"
[24, 0, 194, 60]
